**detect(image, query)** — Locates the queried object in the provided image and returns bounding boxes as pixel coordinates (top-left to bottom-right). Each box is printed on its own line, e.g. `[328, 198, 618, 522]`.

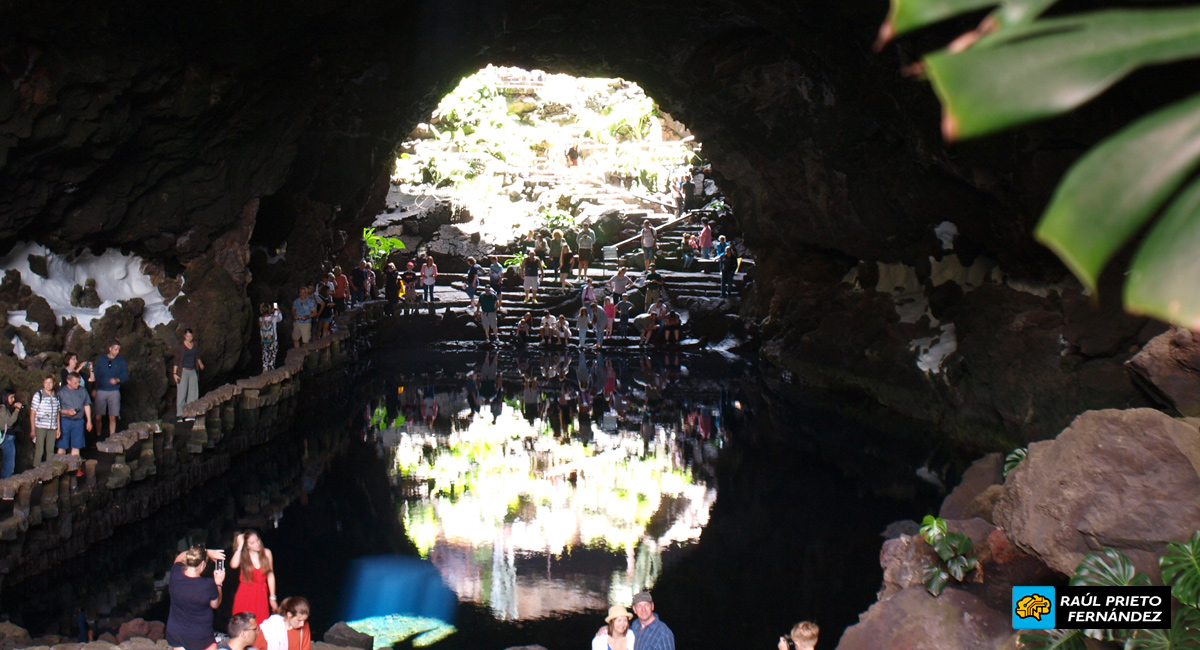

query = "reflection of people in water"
[420, 386, 438, 427]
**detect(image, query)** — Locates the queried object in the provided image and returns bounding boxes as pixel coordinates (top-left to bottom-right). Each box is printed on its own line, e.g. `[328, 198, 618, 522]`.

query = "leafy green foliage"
[1070, 548, 1151, 587]
[918, 516, 978, 596]
[1161, 530, 1200, 608]
[1128, 607, 1200, 650]
[922, 564, 951, 596]
[503, 251, 527, 268]
[540, 208, 576, 232]
[1018, 629, 1087, 650]
[363, 227, 406, 266]
[1003, 447, 1027, 479]
[919, 514, 948, 544]
[879, 0, 1200, 328]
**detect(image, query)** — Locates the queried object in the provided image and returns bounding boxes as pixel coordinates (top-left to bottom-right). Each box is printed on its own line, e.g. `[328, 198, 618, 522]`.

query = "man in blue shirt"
[93, 341, 129, 440]
[629, 591, 674, 650]
[292, 286, 319, 348]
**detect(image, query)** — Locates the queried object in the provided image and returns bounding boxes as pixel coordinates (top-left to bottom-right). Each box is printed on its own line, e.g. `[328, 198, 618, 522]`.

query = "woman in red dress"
[230, 530, 277, 630]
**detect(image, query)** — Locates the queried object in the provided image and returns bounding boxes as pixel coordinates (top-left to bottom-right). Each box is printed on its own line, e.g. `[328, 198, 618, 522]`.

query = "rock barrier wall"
[0, 301, 388, 589]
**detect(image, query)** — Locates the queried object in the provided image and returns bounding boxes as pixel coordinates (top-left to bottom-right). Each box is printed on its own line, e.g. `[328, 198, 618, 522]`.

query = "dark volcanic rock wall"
[0, 0, 1157, 442]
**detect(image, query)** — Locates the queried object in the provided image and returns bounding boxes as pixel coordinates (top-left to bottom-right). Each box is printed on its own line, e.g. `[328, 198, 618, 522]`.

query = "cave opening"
[366, 64, 731, 270]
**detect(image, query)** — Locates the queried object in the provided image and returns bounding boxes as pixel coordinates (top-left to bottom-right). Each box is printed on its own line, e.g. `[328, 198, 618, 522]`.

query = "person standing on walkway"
[401, 262, 419, 314]
[478, 285, 501, 343]
[576, 307, 591, 348]
[617, 295, 634, 337]
[166, 545, 225, 650]
[465, 257, 481, 301]
[643, 263, 664, 306]
[57, 372, 91, 466]
[420, 256, 438, 303]
[383, 262, 399, 316]
[720, 246, 738, 297]
[93, 342, 128, 440]
[349, 260, 368, 305]
[291, 287, 318, 349]
[488, 256, 505, 296]
[607, 266, 632, 300]
[259, 303, 283, 372]
[332, 266, 350, 315]
[576, 224, 596, 279]
[523, 253, 543, 304]
[588, 303, 608, 350]
[1, 390, 24, 479]
[640, 221, 657, 269]
[30, 374, 60, 465]
[698, 218, 713, 259]
[230, 530, 277, 625]
[174, 329, 205, 419]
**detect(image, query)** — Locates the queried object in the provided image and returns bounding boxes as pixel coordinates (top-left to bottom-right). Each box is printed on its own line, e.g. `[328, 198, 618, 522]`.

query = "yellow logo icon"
[1015, 594, 1052, 621]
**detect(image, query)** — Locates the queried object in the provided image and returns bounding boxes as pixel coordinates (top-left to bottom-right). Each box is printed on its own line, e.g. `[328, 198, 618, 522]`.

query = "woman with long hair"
[230, 531, 277, 627]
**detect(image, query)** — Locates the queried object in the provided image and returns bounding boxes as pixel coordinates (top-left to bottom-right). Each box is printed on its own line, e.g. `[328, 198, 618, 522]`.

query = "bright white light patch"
[0, 242, 175, 331]
[346, 615, 456, 648]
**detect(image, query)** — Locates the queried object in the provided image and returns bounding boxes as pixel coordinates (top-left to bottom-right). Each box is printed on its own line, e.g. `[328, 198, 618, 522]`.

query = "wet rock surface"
[835, 585, 1013, 650]
[994, 408, 1200, 580]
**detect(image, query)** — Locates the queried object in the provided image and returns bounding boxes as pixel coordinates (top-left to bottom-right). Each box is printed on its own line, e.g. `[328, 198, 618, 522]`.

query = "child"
[778, 622, 818, 650]
[602, 297, 616, 337]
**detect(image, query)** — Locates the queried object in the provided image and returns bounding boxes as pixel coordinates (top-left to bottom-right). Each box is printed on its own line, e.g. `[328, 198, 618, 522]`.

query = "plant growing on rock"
[1020, 543, 1200, 648]
[917, 515, 979, 596]
[363, 228, 406, 266]
[540, 208, 576, 231]
[877, 0, 1200, 329]
[1003, 446, 1026, 479]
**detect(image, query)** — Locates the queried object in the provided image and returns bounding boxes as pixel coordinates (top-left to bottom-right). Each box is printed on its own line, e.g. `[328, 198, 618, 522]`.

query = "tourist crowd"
[164, 531, 313, 650]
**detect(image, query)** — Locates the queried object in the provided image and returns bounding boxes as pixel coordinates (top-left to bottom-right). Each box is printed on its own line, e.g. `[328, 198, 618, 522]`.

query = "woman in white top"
[592, 605, 635, 650]
[607, 266, 632, 299]
[420, 256, 438, 303]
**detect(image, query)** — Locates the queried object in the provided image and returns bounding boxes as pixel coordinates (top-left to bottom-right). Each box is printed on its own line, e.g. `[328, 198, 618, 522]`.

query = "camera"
[215, 559, 225, 572]
[781, 636, 796, 650]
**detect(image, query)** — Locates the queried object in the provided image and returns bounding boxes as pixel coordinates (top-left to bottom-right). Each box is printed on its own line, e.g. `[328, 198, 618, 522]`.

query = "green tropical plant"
[541, 208, 576, 231]
[877, 0, 1200, 328]
[363, 227, 406, 266]
[1161, 530, 1200, 608]
[1071, 548, 1151, 588]
[917, 515, 978, 596]
[1127, 607, 1200, 650]
[503, 251, 527, 268]
[1003, 446, 1027, 479]
[1017, 629, 1087, 650]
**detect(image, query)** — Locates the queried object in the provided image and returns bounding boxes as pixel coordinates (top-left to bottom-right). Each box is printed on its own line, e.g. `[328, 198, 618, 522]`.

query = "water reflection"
[380, 352, 727, 620]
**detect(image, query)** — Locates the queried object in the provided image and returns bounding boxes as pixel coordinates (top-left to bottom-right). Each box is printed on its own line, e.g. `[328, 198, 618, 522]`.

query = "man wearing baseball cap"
[629, 591, 674, 650]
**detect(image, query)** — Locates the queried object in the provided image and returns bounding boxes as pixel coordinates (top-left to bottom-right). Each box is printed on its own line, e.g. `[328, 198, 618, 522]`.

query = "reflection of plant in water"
[392, 406, 713, 560]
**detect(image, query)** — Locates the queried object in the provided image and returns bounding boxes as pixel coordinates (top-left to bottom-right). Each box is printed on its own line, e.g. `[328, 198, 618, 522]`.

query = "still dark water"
[2, 350, 957, 650]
